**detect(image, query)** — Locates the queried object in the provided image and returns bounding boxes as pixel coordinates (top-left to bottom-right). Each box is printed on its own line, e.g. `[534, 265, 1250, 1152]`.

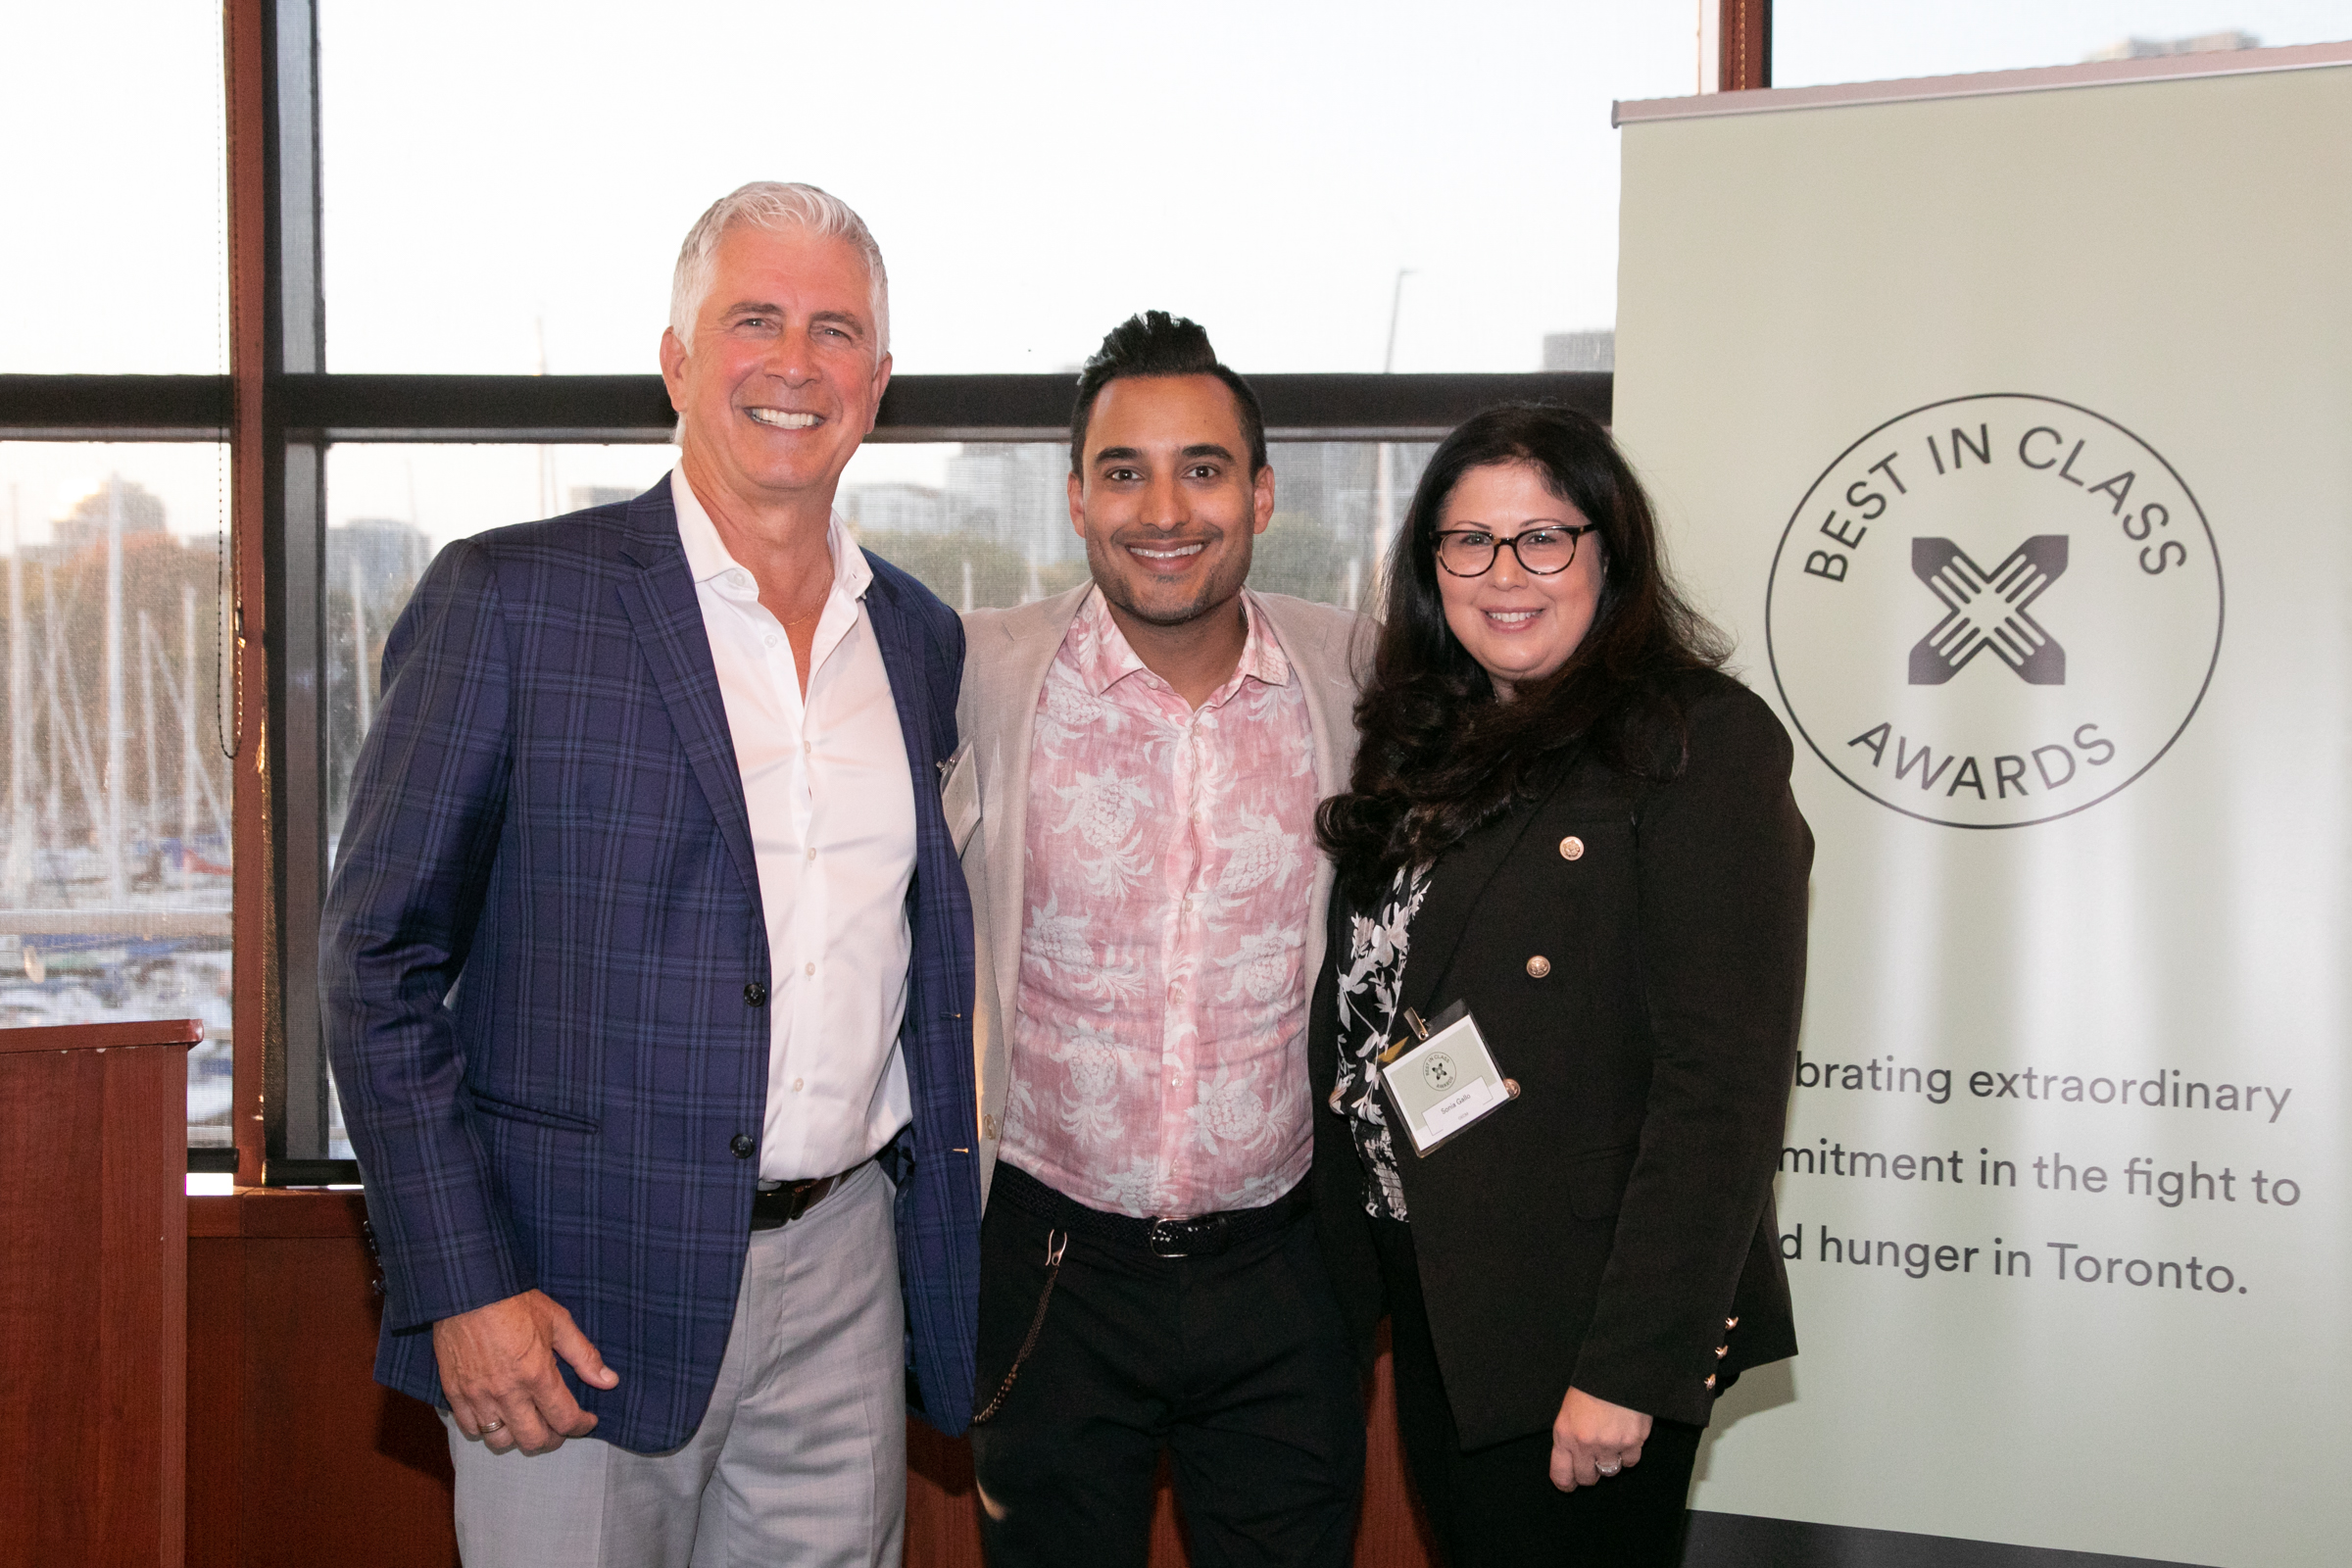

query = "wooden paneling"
[187, 1211, 247, 1568]
[105, 1040, 193, 1567]
[1352, 1330, 1439, 1568]
[1, 1047, 109, 1564]
[187, 1191, 457, 1568]
[0, 1023, 196, 1568]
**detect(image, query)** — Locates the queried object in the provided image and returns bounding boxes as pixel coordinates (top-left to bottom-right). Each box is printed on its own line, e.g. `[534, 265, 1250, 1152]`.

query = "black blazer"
[1309, 671, 1813, 1446]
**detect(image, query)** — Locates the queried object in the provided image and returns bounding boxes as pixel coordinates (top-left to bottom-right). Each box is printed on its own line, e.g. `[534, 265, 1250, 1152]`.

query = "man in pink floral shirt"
[951, 313, 1366, 1566]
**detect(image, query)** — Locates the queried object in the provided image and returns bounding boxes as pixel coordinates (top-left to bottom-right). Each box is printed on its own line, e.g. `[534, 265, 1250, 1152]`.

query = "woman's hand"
[1549, 1385, 1652, 1491]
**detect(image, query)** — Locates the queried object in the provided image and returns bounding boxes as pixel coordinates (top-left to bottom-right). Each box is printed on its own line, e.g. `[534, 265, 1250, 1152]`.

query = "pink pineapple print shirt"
[1002, 587, 1318, 1218]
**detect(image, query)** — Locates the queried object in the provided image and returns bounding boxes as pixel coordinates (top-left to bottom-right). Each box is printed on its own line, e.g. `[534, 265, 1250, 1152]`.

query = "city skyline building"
[1543, 329, 1616, 372]
[839, 480, 947, 538]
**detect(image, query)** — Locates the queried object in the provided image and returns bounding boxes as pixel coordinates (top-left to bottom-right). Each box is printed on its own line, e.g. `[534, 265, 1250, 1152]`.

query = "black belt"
[991, 1161, 1307, 1258]
[750, 1158, 868, 1231]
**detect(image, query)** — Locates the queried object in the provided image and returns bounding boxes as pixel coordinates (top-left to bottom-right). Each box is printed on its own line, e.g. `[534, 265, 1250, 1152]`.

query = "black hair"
[1316, 402, 1731, 903]
[1069, 311, 1267, 475]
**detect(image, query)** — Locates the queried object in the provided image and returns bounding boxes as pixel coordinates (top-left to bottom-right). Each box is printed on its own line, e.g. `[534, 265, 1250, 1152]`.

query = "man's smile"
[745, 407, 822, 429]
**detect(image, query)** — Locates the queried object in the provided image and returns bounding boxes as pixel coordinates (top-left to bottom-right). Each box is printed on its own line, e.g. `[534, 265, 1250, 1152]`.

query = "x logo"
[1908, 536, 2068, 686]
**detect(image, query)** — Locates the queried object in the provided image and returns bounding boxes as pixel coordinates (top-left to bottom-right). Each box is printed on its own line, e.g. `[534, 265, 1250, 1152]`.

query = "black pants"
[968, 1165, 1364, 1568]
[1371, 1215, 1700, 1567]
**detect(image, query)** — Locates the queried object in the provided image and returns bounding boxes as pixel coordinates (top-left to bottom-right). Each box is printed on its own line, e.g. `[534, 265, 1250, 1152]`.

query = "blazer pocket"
[941, 740, 980, 856]
[1562, 1144, 1639, 1220]
[465, 1085, 602, 1135]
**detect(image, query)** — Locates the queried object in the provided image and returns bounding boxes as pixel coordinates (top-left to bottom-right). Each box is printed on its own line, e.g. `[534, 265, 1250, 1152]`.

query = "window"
[1, 4, 235, 1150]
[0, 5, 227, 375]
[0, 444, 235, 1146]
[318, 1, 1701, 376]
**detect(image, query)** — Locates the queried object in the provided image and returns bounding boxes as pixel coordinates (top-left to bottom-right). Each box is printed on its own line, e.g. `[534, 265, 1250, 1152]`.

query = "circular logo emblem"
[1766, 395, 2223, 829]
[1422, 1054, 1456, 1092]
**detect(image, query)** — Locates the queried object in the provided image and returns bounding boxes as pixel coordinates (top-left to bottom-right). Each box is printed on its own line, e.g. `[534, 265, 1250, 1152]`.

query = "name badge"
[1377, 1003, 1517, 1156]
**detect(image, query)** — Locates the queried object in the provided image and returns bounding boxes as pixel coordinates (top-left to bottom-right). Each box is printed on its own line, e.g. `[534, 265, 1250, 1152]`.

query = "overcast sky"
[5, 1, 2347, 544]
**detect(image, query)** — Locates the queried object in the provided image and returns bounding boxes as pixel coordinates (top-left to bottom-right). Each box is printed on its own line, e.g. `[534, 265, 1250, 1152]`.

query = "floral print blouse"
[1330, 865, 1431, 1220]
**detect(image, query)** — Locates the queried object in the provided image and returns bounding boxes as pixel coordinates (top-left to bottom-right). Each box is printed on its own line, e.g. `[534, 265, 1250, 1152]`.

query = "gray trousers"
[444, 1159, 906, 1568]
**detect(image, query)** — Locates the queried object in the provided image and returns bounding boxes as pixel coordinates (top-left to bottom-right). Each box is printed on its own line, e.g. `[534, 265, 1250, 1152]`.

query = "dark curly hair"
[1316, 402, 1729, 903]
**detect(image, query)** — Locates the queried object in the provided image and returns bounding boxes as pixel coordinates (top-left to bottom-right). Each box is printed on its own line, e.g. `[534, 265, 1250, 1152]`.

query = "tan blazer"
[946, 582, 1368, 1206]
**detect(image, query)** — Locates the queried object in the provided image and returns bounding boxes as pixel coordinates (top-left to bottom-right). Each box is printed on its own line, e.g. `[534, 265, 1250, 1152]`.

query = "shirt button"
[729, 569, 750, 588]
[806, 848, 817, 861]
[764, 633, 779, 647]
[792, 1077, 805, 1092]
[1525, 956, 1552, 979]
[805, 961, 816, 976]
[729, 1133, 756, 1158]
[744, 982, 767, 1006]
[1559, 835, 1586, 860]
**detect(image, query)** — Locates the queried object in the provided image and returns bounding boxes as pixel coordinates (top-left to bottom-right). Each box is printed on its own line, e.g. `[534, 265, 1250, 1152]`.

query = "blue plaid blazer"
[320, 477, 981, 1451]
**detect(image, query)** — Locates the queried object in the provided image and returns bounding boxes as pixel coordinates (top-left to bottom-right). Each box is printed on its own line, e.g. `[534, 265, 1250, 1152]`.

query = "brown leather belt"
[749, 1159, 867, 1231]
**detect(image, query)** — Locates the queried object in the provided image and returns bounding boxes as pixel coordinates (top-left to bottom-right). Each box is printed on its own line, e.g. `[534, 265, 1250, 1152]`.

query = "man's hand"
[1549, 1385, 1653, 1492]
[434, 1289, 618, 1455]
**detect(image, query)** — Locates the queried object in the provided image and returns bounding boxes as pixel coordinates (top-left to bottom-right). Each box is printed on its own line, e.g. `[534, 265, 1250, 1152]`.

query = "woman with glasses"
[1309, 402, 1813, 1565]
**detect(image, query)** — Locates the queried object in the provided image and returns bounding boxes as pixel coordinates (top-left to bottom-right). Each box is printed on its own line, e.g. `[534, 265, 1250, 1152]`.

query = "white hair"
[667, 181, 891, 358]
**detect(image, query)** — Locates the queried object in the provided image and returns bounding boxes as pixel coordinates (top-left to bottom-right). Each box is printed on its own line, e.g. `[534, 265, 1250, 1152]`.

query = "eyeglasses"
[1432, 523, 1600, 577]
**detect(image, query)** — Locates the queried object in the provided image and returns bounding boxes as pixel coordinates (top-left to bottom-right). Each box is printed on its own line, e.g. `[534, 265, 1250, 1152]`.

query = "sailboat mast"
[41, 575, 65, 867]
[139, 609, 160, 871]
[181, 580, 198, 883]
[6, 488, 26, 904]
[349, 556, 372, 738]
[104, 476, 126, 900]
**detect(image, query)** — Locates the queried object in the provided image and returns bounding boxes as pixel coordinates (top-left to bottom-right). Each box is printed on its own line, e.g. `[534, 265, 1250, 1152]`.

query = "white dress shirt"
[671, 466, 917, 1182]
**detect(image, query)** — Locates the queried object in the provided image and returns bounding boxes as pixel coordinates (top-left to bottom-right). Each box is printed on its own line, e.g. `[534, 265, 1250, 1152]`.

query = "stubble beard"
[1085, 527, 1253, 630]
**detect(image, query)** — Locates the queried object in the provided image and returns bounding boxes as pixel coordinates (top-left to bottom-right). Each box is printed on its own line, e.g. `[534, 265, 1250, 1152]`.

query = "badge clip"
[1379, 1008, 1432, 1066]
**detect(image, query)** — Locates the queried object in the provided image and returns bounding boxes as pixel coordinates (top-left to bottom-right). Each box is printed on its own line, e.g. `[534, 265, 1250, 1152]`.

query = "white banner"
[1613, 46, 2352, 1568]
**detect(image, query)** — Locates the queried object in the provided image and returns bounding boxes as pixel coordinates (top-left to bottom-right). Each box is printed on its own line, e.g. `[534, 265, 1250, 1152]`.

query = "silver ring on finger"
[479, 1418, 506, 1436]
[1596, 1460, 1621, 1476]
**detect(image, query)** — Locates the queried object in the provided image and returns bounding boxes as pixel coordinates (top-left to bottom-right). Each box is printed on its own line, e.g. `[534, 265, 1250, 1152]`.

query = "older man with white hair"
[322, 181, 980, 1567]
